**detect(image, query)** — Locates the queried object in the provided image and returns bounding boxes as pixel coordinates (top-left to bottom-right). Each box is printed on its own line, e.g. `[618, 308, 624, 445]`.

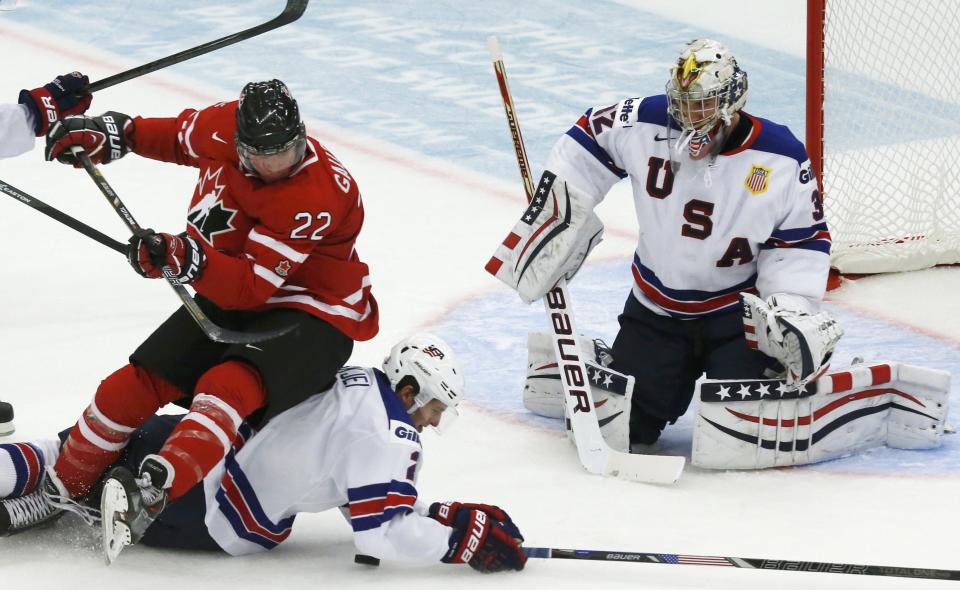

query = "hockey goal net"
[807, 0, 960, 273]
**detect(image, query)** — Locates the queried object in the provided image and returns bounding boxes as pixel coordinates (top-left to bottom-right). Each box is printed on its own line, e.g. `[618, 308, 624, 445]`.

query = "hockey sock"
[157, 361, 265, 500]
[54, 364, 185, 498]
[0, 442, 50, 498]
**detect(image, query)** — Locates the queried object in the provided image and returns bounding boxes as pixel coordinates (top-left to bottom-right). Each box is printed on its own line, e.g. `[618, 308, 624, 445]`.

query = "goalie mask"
[665, 39, 748, 161]
[382, 333, 465, 433]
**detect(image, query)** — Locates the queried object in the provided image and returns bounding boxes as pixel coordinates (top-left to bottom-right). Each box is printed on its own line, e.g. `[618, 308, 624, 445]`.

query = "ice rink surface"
[1, 1, 959, 588]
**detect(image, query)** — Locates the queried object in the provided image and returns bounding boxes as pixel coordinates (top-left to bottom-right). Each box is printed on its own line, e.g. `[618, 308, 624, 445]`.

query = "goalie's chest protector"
[554, 95, 816, 318]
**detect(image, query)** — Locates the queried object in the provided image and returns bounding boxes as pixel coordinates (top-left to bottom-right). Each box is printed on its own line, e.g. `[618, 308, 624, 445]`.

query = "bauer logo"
[390, 420, 422, 448]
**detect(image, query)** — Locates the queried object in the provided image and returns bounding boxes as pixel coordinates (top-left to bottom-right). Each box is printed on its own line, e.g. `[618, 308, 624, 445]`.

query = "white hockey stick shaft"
[486, 36, 683, 484]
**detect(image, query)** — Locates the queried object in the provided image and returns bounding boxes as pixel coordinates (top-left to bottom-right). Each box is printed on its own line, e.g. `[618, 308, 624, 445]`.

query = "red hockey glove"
[127, 230, 206, 285]
[45, 111, 134, 166]
[429, 502, 526, 573]
[18, 72, 92, 136]
[428, 501, 524, 542]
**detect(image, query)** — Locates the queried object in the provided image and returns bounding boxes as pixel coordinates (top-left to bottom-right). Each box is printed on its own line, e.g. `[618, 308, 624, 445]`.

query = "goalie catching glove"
[428, 501, 526, 573]
[486, 171, 603, 303]
[740, 292, 843, 388]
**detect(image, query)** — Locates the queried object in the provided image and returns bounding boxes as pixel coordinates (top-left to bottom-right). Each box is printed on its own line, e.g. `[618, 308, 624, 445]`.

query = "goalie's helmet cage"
[235, 79, 307, 167]
[382, 333, 465, 426]
[665, 38, 749, 135]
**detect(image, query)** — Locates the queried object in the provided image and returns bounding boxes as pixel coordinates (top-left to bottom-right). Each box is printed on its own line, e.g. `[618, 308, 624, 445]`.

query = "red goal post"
[806, 0, 960, 274]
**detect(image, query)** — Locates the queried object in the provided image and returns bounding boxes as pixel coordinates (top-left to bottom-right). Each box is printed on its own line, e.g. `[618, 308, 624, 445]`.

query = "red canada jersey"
[131, 100, 378, 341]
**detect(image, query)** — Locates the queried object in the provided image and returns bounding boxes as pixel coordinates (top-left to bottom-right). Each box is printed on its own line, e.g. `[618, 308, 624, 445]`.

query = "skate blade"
[101, 478, 132, 565]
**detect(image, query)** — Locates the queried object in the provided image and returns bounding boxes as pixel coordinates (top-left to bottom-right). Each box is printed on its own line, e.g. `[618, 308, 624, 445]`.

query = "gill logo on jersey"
[187, 166, 238, 245]
[390, 420, 422, 448]
[744, 164, 772, 195]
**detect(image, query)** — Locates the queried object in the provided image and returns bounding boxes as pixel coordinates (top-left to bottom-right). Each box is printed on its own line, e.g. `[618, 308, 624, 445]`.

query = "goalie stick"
[84, 0, 309, 94]
[524, 547, 960, 582]
[72, 149, 295, 345]
[486, 36, 683, 484]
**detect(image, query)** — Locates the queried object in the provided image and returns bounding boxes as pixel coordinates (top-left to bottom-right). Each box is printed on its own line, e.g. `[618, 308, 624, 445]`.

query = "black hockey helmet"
[235, 79, 307, 167]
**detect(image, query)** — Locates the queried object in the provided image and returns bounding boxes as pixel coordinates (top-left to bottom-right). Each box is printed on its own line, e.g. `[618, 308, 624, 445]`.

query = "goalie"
[488, 38, 842, 452]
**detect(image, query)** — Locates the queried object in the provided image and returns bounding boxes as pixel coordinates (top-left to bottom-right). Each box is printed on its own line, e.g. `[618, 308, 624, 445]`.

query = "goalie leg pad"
[523, 332, 635, 452]
[486, 171, 603, 303]
[692, 361, 951, 469]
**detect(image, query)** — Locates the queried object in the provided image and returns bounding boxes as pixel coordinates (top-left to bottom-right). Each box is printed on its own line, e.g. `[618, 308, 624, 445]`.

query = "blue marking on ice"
[435, 261, 960, 476]
[7, 0, 807, 178]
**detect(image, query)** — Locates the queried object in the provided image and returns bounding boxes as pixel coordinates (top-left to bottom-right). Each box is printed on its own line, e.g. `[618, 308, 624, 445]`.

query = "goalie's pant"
[53, 295, 353, 499]
[56, 415, 223, 552]
[610, 295, 779, 445]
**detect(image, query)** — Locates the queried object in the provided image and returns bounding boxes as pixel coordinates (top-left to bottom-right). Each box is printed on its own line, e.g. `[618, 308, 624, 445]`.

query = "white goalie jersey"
[547, 95, 831, 317]
[0, 102, 36, 158]
[201, 366, 451, 561]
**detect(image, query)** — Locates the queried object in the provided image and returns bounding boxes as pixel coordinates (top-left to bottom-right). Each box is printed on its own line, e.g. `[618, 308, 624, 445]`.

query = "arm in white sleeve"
[544, 100, 635, 204]
[756, 159, 831, 310]
[0, 103, 36, 158]
[341, 432, 452, 564]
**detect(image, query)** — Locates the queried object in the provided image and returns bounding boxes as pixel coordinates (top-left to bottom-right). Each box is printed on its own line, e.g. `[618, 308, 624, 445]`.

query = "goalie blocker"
[693, 361, 950, 469]
[486, 171, 603, 304]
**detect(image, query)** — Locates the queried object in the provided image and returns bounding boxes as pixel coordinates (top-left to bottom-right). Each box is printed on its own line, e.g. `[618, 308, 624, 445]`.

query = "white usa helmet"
[665, 38, 748, 135]
[382, 333, 465, 431]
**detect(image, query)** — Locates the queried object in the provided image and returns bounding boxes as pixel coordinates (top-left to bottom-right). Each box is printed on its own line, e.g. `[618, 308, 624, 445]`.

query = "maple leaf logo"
[187, 166, 237, 246]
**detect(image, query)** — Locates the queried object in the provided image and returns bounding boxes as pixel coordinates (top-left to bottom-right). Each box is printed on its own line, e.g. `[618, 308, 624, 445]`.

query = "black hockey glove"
[127, 229, 206, 285]
[18, 72, 92, 136]
[429, 501, 526, 573]
[45, 111, 134, 166]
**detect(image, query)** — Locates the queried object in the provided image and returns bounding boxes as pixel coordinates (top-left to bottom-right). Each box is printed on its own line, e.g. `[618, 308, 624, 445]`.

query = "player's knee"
[95, 364, 177, 426]
[194, 360, 266, 418]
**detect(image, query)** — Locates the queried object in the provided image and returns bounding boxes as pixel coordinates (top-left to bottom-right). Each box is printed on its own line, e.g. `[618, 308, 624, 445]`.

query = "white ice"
[0, 2, 958, 589]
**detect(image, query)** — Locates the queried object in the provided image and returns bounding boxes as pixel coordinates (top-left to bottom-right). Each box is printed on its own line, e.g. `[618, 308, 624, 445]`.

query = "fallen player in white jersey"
[0, 333, 527, 573]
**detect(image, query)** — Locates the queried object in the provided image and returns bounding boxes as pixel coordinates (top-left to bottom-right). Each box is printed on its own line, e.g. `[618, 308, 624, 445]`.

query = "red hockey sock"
[54, 364, 185, 498]
[157, 361, 265, 500]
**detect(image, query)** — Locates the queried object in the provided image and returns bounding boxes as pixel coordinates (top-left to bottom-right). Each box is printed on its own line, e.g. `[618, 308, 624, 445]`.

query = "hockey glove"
[45, 111, 134, 166]
[127, 230, 206, 285]
[429, 502, 526, 573]
[18, 72, 92, 137]
[428, 501, 524, 541]
[741, 292, 843, 388]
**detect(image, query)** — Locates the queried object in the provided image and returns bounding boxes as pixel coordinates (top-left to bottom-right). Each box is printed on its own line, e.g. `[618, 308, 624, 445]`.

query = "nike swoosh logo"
[244, 344, 263, 351]
[212, 132, 227, 144]
[654, 134, 670, 141]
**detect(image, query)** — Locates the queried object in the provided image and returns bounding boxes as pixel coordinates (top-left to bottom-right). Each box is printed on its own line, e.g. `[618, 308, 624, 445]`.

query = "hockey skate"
[101, 465, 167, 565]
[0, 400, 13, 436]
[0, 488, 63, 535]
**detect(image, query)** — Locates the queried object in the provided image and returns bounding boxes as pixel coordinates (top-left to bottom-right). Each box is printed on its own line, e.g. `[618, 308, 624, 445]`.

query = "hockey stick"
[524, 547, 960, 582]
[85, 0, 309, 94]
[72, 149, 295, 345]
[0, 178, 125, 254]
[486, 36, 684, 484]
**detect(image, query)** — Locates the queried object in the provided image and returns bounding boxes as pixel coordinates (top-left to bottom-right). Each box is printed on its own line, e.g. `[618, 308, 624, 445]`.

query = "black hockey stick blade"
[86, 0, 309, 94]
[524, 547, 960, 582]
[0, 178, 125, 254]
[72, 150, 296, 344]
